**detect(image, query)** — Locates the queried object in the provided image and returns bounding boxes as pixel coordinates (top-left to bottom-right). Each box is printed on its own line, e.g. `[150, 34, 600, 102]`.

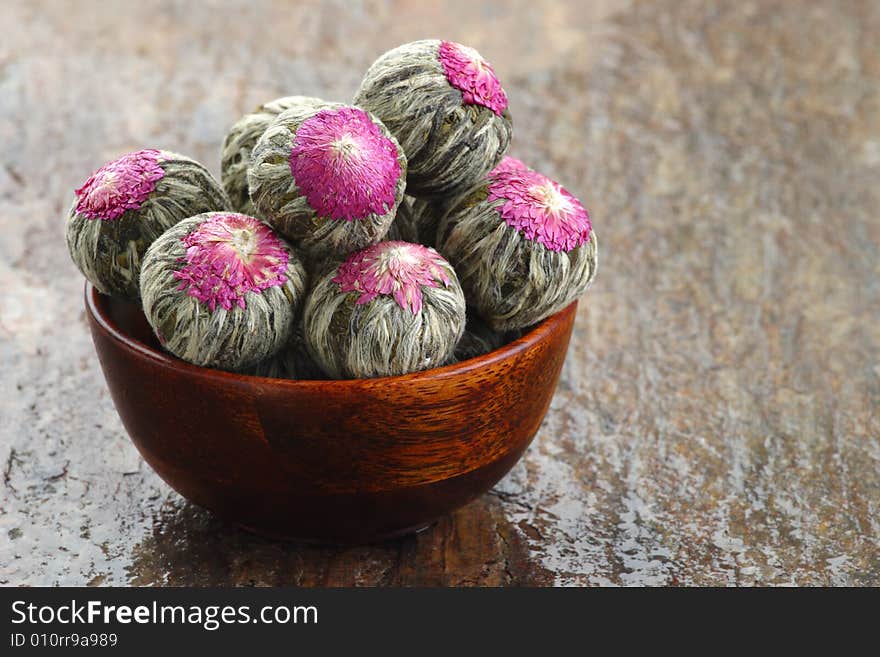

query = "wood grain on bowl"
[86, 284, 576, 543]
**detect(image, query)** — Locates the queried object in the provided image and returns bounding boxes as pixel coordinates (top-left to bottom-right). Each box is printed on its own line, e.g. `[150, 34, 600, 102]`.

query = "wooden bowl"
[85, 283, 577, 543]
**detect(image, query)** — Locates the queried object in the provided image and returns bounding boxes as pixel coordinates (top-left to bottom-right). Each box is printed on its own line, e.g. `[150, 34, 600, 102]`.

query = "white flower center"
[533, 182, 572, 215]
[331, 133, 361, 161]
[390, 245, 419, 265]
[95, 171, 118, 193]
[372, 245, 420, 280]
[229, 228, 258, 261]
[460, 45, 485, 70]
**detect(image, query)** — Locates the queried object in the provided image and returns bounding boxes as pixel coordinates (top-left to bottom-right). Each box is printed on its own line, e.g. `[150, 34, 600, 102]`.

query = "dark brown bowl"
[85, 283, 577, 543]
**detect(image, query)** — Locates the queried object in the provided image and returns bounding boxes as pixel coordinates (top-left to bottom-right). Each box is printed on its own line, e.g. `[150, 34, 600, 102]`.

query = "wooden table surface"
[1, 0, 877, 586]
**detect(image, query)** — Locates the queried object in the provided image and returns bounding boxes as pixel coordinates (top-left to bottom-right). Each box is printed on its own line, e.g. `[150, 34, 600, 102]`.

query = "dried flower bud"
[354, 40, 512, 200]
[66, 150, 229, 298]
[436, 162, 597, 331]
[140, 212, 307, 371]
[303, 241, 465, 378]
[248, 102, 407, 261]
[220, 96, 324, 217]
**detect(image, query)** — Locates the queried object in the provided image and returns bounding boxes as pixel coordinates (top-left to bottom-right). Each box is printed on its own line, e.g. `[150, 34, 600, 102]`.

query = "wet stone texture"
[1, 0, 878, 586]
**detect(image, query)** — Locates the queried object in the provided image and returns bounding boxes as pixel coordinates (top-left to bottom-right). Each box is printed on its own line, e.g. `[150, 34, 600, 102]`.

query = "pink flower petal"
[332, 241, 452, 315]
[438, 41, 508, 115]
[74, 149, 165, 221]
[174, 213, 290, 312]
[487, 168, 592, 252]
[289, 107, 400, 221]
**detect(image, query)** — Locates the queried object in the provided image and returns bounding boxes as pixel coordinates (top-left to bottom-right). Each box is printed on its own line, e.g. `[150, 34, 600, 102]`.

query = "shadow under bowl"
[85, 284, 576, 543]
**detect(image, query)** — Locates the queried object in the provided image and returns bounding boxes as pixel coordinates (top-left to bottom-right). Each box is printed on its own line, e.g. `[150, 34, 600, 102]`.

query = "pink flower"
[332, 241, 452, 315]
[173, 213, 290, 312]
[488, 169, 592, 252]
[438, 41, 508, 116]
[74, 149, 166, 221]
[289, 107, 401, 221]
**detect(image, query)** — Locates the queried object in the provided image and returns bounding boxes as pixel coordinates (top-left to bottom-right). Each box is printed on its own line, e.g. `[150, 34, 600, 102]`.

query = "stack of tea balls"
[65, 39, 597, 380]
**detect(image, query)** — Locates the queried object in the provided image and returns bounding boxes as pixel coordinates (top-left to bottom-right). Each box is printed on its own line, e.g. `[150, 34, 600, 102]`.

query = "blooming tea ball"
[242, 352, 295, 379]
[243, 321, 326, 380]
[354, 39, 512, 200]
[220, 95, 323, 216]
[396, 156, 532, 248]
[453, 313, 516, 363]
[385, 196, 430, 245]
[435, 164, 597, 332]
[248, 102, 407, 261]
[66, 149, 230, 298]
[140, 212, 308, 371]
[303, 241, 465, 378]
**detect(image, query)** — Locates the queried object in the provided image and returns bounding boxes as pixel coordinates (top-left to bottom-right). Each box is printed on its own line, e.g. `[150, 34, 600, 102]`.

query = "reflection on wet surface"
[125, 495, 547, 586]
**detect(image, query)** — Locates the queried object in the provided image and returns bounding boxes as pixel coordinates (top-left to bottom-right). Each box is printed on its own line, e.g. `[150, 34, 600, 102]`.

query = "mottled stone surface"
[1, 0, 878, 586]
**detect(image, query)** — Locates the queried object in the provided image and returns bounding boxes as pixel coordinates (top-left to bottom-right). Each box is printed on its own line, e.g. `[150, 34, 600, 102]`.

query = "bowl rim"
[85, 283, 577, 388]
